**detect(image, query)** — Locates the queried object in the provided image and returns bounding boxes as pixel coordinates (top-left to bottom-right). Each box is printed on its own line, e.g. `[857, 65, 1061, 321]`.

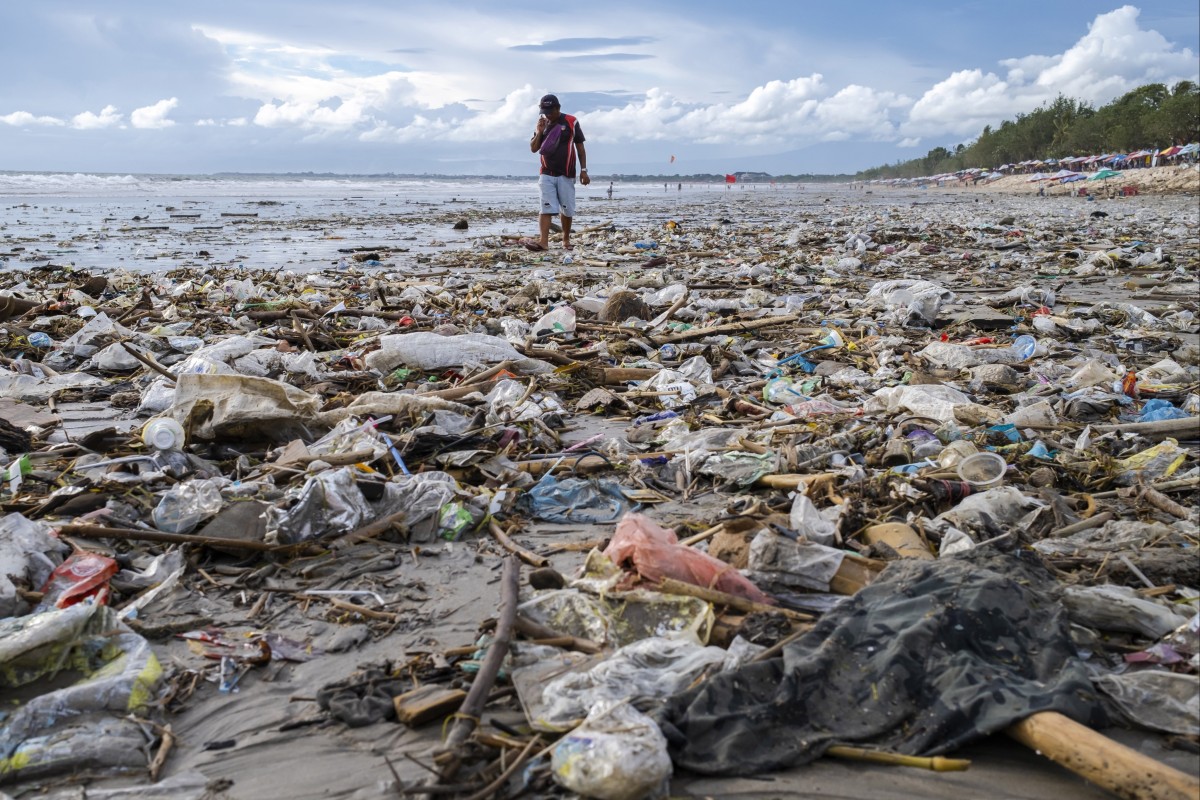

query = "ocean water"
[0, 172, 841, 275]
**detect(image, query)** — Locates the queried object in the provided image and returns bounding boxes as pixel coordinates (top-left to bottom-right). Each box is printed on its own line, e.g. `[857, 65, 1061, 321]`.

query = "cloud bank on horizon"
[0, 3, 1196, 174]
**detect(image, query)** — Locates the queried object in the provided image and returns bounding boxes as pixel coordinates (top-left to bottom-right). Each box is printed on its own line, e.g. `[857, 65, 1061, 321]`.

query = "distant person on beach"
[607, 181, 613, 200]
[525, 94, 588, 251]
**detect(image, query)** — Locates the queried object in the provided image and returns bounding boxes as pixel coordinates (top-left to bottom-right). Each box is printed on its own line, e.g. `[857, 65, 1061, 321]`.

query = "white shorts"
[538, 174, 576, 218]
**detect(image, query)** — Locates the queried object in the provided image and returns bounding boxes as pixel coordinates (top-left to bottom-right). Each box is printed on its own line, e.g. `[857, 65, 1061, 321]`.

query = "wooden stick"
[651, 313, 799, 346]
[119, 342, 176, 384]
[1006, 711, 1200, 800]
[514, 614, 602, 654]
[54, 523, 298, 553]
[148, 723, 175, 782]
[488, 521, 549, 568]
[825, 745, 969, 772]
[656, 577, 814, 622]
[1048, 512, 1112, 538]
[435, 556, 520, 782]
[1092, 416, 1199, 438]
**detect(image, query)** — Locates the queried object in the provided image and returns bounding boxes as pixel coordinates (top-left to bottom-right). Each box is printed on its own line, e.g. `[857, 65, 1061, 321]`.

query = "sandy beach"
[1, 176, 1198, 800]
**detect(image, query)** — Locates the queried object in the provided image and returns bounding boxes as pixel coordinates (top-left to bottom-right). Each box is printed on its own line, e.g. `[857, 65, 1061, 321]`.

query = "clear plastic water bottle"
[142, 418, 186, 451]
[1011, 334, 1037, 361]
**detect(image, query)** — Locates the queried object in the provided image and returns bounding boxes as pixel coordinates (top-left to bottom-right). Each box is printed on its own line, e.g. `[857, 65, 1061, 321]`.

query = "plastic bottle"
[28, 332, 52, 348]
[634, 240, 658, 249]
[633, 410, 679, 426]
[1011, 334, 1037, 361]
[142, 418, 186, 451]
[659, 343, 679, 361]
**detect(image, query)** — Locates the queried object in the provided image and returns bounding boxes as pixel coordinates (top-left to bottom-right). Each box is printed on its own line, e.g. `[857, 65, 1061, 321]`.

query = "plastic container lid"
[956, 451, 1007, 488]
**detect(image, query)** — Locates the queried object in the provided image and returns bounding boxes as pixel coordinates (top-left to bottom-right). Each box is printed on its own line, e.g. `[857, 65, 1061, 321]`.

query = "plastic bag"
[0, 513, 66, 617]
[1062, 584, 1191, 639]
[152, 478, 225, 534]
[1096, 671, 1199, 736]
[533, 305, 577, 336]
[602, 513, 775, 606]
[746, 529, 845, 592]
[513, 636, 733, 731]
[552, 701, 671, 800]
[365, 332, 549, 373]
[1114, 438, 1188, 486]
[788, 494, 838, 547]
[266, 467, 372, 544]
[166, 372, 320, 442]
[521, 473, 630, 524]
[0, 604, 164, 784]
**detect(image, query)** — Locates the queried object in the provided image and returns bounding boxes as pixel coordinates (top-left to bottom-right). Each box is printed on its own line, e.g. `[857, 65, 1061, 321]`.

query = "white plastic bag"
[551, 701, 671, 800]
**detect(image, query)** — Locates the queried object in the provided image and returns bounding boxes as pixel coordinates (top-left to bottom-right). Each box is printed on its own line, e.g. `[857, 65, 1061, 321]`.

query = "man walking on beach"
[525, 94, 589, 251]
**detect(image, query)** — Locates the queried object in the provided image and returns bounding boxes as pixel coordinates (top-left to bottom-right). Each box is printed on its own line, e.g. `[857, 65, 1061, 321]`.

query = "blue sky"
[1, 2, 1196, 175]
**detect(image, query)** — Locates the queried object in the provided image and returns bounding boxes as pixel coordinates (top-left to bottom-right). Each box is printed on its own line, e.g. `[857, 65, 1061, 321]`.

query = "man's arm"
[577, 142, 590, 185]
[530, 116, 547, 153]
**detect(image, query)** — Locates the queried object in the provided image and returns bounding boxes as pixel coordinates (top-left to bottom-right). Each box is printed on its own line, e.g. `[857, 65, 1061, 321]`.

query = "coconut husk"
[598, 289, 650, 323]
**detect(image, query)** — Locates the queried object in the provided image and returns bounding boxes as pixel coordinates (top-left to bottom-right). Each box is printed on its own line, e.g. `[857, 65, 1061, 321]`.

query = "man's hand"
[580, 172, 591, 186]
[535, 116, 548, 135]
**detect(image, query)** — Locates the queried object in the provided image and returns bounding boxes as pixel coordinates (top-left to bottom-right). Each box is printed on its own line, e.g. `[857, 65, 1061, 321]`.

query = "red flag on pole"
[724, 174, 737, 184]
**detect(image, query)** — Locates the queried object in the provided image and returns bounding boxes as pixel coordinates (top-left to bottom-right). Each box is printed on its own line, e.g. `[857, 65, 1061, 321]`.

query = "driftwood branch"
[432, 555, 520, 784]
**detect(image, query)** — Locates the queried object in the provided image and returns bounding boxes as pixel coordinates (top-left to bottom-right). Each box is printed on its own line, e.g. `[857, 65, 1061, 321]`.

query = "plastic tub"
[956, 451, 1007, 489]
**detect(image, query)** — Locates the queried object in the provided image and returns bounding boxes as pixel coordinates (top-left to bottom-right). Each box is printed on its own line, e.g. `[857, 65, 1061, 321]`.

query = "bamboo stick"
[655, 577, 814, 622]
[1006, 711, 1200, 800]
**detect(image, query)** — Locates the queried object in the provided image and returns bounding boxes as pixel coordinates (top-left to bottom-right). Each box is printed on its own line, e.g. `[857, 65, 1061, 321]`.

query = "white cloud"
[904, 5, 1198, 137]
[898, 137, 920, 147]
[71, 105, 123, 130]
[131, 98, 179, 129]
[0, 111, 63, 126]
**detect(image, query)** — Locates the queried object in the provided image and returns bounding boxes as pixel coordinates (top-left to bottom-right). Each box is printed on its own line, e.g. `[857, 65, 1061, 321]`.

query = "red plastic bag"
[602, 513, 775, 606]
[39, 551, 119, 609]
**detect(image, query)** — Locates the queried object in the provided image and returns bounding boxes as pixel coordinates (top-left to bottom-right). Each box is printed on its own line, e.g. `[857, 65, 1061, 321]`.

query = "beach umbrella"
[1088, 169, 1121, 181]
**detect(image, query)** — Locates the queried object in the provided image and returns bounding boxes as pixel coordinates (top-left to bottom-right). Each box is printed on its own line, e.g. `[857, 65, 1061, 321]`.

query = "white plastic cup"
[142, 418, 186, 451]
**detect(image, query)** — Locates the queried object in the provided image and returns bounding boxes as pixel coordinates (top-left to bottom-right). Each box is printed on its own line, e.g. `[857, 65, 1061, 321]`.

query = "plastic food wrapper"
[602, 513, 775, 606]
[1096, 671, 1199, 736]
[0, 603, 164, 783]
[551, 701, 672, 800]
[512, 636, 735, 732]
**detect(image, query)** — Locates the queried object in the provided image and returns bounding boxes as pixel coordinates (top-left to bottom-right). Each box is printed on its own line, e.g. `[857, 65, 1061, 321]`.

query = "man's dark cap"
[539, 94, 560, 110]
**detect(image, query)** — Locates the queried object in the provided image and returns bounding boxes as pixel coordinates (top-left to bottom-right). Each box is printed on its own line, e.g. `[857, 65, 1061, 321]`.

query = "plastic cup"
[956, 451, 1007, 489]
[142, 418, 186, 451]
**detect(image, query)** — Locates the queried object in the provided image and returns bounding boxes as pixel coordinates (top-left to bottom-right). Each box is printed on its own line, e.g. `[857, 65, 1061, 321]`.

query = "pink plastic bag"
[602, 513, 775, 606]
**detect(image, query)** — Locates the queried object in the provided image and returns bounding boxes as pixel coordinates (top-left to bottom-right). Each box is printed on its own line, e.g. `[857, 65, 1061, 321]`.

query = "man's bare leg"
[538, 213, 552, 249]
[561, 215, 573, 249]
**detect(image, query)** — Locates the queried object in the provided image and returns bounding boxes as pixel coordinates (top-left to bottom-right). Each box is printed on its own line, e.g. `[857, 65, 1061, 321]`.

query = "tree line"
[855, 81, 1200, 181]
